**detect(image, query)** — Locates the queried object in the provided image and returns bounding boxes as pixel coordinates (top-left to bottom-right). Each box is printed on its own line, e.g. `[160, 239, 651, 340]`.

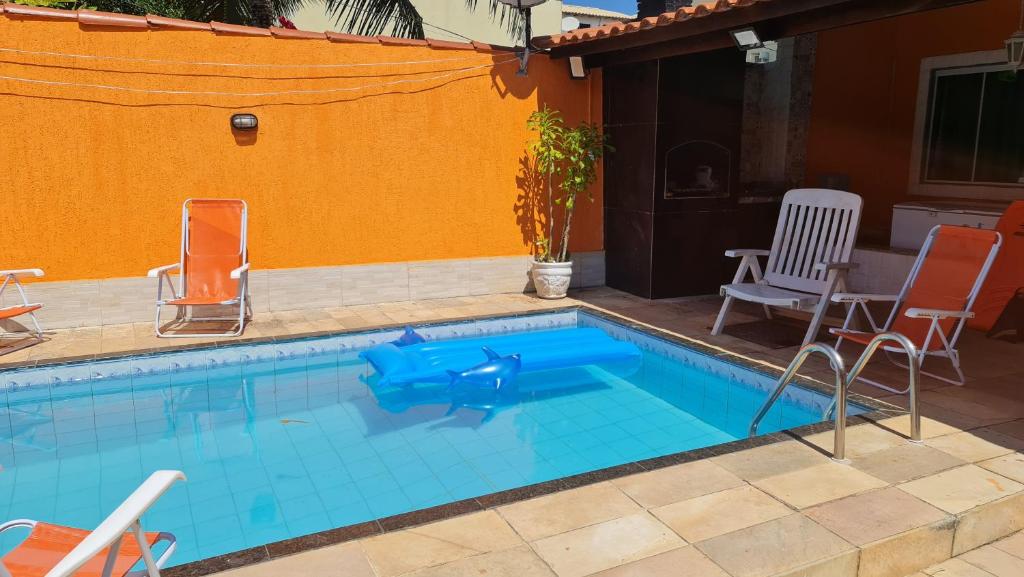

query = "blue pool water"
[0, 311, 858, 564]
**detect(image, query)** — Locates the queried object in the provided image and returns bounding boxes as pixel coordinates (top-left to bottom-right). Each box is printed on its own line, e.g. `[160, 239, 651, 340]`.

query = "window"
[911, 52, 1024, 199]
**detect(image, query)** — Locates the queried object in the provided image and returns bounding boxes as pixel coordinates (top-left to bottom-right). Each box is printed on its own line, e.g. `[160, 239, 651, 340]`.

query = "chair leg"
[27, 311, 43, 338]
[762, 305, 773, 319]
[712, 296, 735, 336]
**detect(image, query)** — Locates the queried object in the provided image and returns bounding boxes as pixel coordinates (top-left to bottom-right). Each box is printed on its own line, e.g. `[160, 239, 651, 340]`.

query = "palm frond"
[465, 0, 524, 43]
[322, 0, 424, 38]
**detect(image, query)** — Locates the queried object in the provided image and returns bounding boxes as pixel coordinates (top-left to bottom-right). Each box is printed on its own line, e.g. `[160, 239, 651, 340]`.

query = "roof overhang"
[539, 0, 987, 67]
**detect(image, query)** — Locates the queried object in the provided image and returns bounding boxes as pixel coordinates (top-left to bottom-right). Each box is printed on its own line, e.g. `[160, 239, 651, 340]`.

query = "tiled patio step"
[908, 530, 1024, 576]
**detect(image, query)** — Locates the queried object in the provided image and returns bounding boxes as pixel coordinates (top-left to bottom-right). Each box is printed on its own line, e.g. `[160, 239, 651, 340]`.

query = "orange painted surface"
[805, 0, 1018, 242]
[0, 17, 602, 281]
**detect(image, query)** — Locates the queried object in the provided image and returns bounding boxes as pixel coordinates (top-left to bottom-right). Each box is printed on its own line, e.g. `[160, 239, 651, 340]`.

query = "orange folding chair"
[0, 269, 45, 343]
[829, 225, 1002, 393]
[0, 471, 185, 577]
[147, 199, 250, 337]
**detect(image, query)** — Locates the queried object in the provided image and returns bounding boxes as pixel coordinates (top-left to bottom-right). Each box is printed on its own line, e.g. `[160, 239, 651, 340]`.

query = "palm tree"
[323, 0, 520, 40]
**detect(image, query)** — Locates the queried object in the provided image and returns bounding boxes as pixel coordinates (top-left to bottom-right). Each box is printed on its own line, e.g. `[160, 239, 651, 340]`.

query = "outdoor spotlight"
[230, 113, 258, 131]
[730, 27, 763, 51]
[1007, 30, 1024, 69]
[568, 56, 587, 79]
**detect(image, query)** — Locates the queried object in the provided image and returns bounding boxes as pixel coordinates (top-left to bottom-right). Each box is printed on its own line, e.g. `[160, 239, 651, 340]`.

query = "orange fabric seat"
[0, 304, 41, 321]
[166, 296, 238, 306]
[1, 522, 161, 577]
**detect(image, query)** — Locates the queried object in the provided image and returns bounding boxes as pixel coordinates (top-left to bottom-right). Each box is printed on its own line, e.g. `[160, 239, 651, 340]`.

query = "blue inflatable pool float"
[360, 327, 641, 387]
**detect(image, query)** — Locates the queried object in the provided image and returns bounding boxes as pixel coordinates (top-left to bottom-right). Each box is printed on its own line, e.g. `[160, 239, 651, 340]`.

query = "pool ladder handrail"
[748, 332, 922, 463]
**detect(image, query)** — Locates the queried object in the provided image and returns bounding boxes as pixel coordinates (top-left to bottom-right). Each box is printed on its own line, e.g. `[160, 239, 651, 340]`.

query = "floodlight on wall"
[230, 113, 258, 131]
[568, 56, 587, 79]
[497, 0, 550, 76]
[730, 27, 763, 51]
[1007, 0, 1024, 68]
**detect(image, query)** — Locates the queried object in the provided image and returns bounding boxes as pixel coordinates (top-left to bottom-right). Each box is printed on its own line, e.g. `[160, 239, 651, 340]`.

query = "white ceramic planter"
[531, 260, 573, 299]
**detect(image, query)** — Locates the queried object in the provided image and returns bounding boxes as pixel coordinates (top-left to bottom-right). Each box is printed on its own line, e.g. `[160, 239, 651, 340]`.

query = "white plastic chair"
[711, 189, 863, 346]
[831, 225, 1002, 393]
[0, 470, 186, 577]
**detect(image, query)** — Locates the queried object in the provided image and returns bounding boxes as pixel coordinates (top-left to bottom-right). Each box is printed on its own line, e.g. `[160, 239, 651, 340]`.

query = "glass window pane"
[925, 72, 983, 182]
[974, 71, 1024, 184]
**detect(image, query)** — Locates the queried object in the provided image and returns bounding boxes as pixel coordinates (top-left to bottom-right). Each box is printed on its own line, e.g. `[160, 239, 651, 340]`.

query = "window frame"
[908, 50, 1024, 200]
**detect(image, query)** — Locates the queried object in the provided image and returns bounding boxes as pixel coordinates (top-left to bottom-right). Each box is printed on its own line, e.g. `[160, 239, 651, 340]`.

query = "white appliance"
[890, 200, 1008, 251]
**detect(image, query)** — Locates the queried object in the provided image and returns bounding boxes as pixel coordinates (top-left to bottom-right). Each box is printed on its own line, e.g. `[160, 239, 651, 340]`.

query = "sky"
[570, 0, 638, 15]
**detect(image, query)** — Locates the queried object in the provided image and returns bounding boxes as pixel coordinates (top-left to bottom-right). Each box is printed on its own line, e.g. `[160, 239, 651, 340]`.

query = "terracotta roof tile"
[77, 10, 149, 28]
[471, 40, 514, 52]
[210, 21, 272, 36]
[269, 26, 326, 39]
[426, 38, 475, 50]
[325, 31, 381, 44]
[2, 4, 79, 20]
[146, 14, 212, 30]
[377, 35, 427, 46]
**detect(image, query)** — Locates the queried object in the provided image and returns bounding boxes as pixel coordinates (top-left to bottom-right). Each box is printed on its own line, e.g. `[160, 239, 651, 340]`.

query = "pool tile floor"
[3, 288, 1024, 577]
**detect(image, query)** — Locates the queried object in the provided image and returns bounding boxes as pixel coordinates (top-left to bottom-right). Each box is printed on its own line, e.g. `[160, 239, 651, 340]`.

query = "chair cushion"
[721, 284, 821, 310]
[0, 305, 41, 321]
[1, 522, 161, 577]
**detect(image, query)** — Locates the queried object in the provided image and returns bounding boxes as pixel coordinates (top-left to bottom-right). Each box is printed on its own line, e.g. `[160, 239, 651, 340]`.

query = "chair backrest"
[181, 199, 247, 301]
[968, 201, 1024, 331]
[888, 225, 1002, 351]
[763, 189, 863, 294]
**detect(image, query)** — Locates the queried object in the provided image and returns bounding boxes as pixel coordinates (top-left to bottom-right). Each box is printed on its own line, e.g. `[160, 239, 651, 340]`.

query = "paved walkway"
[912, 531, 1024, 576]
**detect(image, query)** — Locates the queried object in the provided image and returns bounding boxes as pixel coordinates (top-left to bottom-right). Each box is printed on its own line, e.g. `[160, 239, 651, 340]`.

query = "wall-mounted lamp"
[1008, 0, 1024, 68]
[568, 56, 587, 79]
[230, 113, 258, 131]
[730, 27, 763, 51]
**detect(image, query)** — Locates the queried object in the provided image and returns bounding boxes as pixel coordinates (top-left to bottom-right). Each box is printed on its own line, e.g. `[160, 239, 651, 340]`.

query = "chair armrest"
[724, 249, 770, 258]
[831, 293, 899, 303]
[815, 261, 859, 271]
[230, 263, 250, 280]
[0, 269, 44, 278]
[904, 308, 974, 319]
[147, 263, 180, 278]
[45, 471, 186, 577]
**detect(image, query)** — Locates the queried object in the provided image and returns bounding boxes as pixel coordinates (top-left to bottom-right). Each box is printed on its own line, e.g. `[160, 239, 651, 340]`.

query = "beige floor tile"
[852, 443, 966, 484]
[926, 430, 1024, 463]
[804, 487, 950, 545]
[589, 545, 730, 577]
[899, 465, 1024, 515]
[873, 414, 969, 440]
[696, 514, 857, 577]
[216, 542, 375, 577]
[752, 462, 888, 509]
[857, 521, 956, 577]
[711, 440, 831, 481]
[402, 545, 556, 577]
[611, 460, 744, 508]
[992, 531, 1024, 558]
[531, 512, 684, 577]
[960, 545, 1024, 576]
[923, 558, 998, 576]
[952, 492, 1024, 556]
[496, 482, 640, 542]
[652, 485, 792, 543]
[361, 511, 522, 577]
[978, 454, 1024, 484]
[801, 422, 909, 459]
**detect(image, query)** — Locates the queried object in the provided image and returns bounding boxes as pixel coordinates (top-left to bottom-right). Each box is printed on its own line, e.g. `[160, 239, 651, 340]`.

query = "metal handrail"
[749, 343, 849, 460]
[825, 331, 922, 443]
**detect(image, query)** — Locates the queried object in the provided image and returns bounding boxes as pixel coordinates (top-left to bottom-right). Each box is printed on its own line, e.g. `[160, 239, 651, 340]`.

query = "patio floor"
[3, 287, 1023, 577]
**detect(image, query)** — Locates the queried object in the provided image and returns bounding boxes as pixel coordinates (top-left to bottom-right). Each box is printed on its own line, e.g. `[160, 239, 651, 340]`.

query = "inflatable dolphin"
[446, 347, 522, 393]
[391, 326, 426, 347]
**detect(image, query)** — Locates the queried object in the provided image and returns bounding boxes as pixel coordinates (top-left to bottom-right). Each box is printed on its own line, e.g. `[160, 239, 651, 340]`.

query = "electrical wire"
[0, 56, 518, 97]
[0, 45, 498, 70]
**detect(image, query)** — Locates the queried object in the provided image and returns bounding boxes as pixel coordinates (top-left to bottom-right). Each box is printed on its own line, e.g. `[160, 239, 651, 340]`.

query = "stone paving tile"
[852, 443, 966, 484]
[802, 423, 909, 460]
[531, 512, 684, 577]
[496, 482, 640, 542]
[960, 545, 1024, 576]
[711, 440, 831, 481]
[695, 514, 857, 577]
[952, 492, 1024, 556]
[925, 430, 1024, 463]
[215, 542, 375, 577]
[611, 460, 744, 509]
[978, 454, 1024, 484]
[651, 485, 792, 543]
[752, 462, 888, 509]
[401, 545, 557, 577]
[923, 558, 998, 576]
[589, 545, 730, 577]
[899, 465, 1024, 515]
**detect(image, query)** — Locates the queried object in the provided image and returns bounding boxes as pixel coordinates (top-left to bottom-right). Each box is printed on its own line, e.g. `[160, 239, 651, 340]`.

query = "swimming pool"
[0, 309, 862, 565]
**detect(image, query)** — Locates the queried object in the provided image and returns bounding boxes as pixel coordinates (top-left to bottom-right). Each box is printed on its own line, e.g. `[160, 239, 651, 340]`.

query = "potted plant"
[526, 106, 611, 299]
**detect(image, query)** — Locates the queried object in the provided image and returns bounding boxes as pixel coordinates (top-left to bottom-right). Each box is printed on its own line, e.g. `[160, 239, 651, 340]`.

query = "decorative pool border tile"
[0, 305, 900, 577]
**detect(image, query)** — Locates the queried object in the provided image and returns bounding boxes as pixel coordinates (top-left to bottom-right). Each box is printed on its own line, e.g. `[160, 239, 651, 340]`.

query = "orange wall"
[805, 0, 1017, 242]
[0, 17, 602, 281]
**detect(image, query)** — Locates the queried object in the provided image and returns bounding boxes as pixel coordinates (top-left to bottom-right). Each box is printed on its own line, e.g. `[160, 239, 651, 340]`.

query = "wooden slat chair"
[711, 189, 863, 346]
[831, 225, 1002, 393]
[0, 269, 45, 345]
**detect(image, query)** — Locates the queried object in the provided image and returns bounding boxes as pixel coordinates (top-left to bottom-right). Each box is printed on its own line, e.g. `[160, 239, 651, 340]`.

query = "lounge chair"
[148, 199, 250, 337]
[0, 470, 186, 577]
[831, 225, 1002, 393]
[712, 189, 863, 346]
[0, 269, 45, 342]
